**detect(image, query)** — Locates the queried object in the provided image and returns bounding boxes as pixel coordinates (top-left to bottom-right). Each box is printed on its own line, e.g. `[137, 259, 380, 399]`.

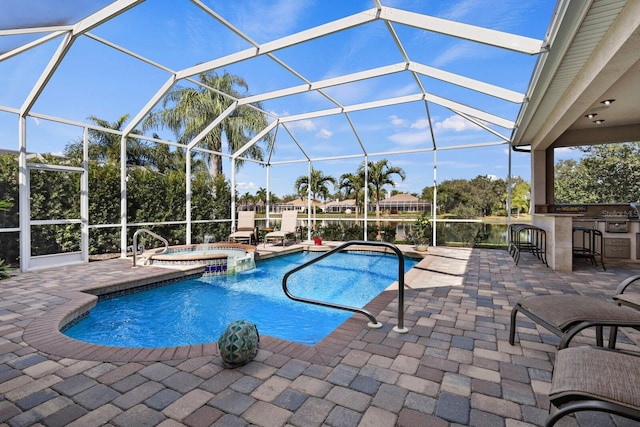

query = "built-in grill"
[606, 219, 628, 233]
[601, 207, 635, 233]
[566, 204, 640, 261]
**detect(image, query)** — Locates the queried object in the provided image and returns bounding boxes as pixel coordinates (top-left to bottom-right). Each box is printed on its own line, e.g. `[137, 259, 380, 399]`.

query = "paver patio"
[1, 245, 639, 426]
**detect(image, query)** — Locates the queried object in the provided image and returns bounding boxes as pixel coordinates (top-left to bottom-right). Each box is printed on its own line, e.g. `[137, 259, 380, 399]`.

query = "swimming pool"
[64, 251, 417, 346]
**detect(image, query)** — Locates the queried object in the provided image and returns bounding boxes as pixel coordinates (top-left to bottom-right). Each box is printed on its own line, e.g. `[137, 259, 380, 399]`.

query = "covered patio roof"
[513, 0, 640, 150]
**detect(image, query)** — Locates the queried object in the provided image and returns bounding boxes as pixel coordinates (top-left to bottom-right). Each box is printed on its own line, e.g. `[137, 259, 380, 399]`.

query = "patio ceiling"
[513, 0, 640, 151]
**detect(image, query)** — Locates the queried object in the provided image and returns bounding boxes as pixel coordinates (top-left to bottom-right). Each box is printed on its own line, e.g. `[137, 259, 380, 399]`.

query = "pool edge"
[23, 250, 419, 365]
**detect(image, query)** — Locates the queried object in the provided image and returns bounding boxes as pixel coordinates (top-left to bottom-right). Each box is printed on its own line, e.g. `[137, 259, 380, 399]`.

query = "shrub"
[0, 259, 10, 279]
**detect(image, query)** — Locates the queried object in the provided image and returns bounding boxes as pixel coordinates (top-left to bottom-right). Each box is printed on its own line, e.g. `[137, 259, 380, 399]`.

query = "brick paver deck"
[1, 246, 639, 426]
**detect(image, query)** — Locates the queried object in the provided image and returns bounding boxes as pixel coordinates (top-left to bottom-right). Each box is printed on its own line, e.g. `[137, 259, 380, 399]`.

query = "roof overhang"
[512, 0, 640, 151]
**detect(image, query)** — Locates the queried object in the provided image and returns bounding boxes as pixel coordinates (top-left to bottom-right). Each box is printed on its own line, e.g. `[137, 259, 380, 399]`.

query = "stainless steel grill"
[605, 219, 628, 233]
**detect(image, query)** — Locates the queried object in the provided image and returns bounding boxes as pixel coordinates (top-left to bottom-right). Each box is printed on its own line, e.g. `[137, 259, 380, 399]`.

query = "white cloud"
[411, 118, 430, 129]
[385, 83, 418, 98]
[432, 42, 478, 67]
[237, 181, 258, 192]
[286, 119, 316, 132]
[316, 128, 332, 139]
[388, 115, 407, 127]
[434, 115, 481, 132]
[229, 0, 308, 41]
[441, 0, 540, 33]
[441, 0, 478, 21]
[388, 131, 430, 146]
[324, 78, 376, 105]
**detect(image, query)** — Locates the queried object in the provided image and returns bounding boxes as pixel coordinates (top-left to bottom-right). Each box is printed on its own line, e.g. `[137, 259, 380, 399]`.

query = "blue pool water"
[64, 251, 417, 347]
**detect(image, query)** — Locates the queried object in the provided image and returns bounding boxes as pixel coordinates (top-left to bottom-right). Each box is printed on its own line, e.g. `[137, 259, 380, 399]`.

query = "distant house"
[268, 198, 321, 213]
[378, 193, 430, 213]
[324, 199, 357, 213]
[265, 194, 430, 214]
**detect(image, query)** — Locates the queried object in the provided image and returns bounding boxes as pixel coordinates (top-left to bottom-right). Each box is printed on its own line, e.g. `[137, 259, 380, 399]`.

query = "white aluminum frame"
[0, 0, 552, 271]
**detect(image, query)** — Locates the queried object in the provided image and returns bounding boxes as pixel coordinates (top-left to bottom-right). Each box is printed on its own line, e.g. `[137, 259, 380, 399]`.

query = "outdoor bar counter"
[533, 204, 640, 272]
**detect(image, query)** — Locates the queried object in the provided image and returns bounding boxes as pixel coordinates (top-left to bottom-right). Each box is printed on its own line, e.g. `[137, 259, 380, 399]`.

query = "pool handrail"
[282, 240, 408, 333]
[132, 228, 168, 267]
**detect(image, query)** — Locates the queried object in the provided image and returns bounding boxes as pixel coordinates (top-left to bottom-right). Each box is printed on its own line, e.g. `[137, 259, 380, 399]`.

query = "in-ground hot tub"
[145, 242, 256, 275]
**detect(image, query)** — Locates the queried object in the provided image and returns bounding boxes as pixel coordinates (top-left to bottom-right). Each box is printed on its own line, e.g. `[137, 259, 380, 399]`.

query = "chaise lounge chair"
[613, 274, 640, 311]
[546, 346, 640, 426]
[509, 291, 640, 349]
[228, 211, 257, 244]
[264, 210, 298, 246]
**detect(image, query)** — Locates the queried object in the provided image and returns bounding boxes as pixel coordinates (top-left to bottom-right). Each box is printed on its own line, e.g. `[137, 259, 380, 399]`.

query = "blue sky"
[0, 0, 574, 197]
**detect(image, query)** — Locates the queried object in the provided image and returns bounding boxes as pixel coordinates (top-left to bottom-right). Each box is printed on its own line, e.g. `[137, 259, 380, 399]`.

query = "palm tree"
[339, 172, 365, 219]
[255, 187, 279, 211]
[64, 115, 154, 167]
[358, 159, 406, 238]
[238, 192, 256, 211]
[295, 167, 336, 229]
[144, 71, 273, 177]
[256, 187, 267, 205]
[151, 139, 197, 174]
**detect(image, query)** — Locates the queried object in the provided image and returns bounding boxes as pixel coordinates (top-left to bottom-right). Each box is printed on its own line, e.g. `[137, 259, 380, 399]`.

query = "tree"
[0, 155, 19, 230]
[420, 186, 434, 203]
[65, 115, 155, 167]
[555, 143, 640, 204]
[294, 167, 336, 229]
[279, 193, 299, 203]
[151, 141, 208, 174]
[256, 187, 267, 204]
[358, 159, 406, 238]
[144, 71, 273, 177]
[470, 175, 506, 217]
[256, 187, 279, 208]
[436, 179, 477, 215]
[238, 192, 256, 210]
[338, 172, 365, 218]
[0, 198, 14, 277]
[510, 179, 531, 217]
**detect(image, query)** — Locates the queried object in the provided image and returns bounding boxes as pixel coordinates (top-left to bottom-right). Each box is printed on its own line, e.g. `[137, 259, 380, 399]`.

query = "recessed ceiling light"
[600, 99, 615, 106]
[585, 113, 597, 119]
[593, 119, 605, 124]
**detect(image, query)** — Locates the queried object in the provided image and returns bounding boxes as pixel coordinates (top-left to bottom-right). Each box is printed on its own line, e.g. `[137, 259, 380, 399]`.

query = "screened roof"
[0, 0, 640, 198]
[4, 0, 640, 274]
[0, 0, 607, 195]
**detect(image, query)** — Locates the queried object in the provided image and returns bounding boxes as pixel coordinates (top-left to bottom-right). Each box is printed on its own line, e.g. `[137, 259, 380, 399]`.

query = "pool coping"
[23, 249, 418, 365]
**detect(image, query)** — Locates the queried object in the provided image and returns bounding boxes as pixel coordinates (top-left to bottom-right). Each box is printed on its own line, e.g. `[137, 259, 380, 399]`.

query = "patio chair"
[509, 293, 640, 349]
[228, 211, 257, 244]
[546, 346, 640, 426]
[613, 274, 640, 311]
[264, 210, 298, 246]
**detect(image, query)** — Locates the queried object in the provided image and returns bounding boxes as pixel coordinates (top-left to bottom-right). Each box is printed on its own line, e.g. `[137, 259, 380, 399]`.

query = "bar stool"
[572, 226, 605, 270]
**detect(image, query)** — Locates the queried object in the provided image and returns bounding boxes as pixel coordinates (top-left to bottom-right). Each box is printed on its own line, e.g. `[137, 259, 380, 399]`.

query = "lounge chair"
[228, 211, 257, 244]
[264, 210, 298, 246]
[546, 346, 640, 426]
[509, 293, 640, 349]
[613, 274, 640, 310]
